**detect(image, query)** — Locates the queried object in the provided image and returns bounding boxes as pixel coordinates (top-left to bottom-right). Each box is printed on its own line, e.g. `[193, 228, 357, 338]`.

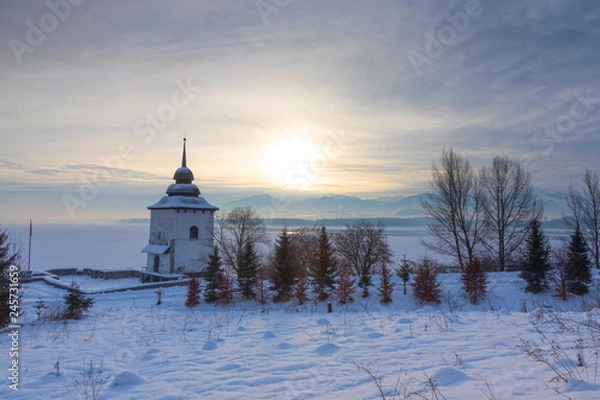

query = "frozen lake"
[5, 222, 436, 271]
[5, 222, 570, 271]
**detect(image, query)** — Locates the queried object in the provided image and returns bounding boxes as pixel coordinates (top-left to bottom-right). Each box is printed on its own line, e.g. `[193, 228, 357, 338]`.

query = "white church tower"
[142, 138, 218, 275]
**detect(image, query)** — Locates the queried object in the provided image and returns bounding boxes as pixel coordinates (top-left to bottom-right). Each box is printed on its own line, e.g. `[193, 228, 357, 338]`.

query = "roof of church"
[147, 195, 218, 210]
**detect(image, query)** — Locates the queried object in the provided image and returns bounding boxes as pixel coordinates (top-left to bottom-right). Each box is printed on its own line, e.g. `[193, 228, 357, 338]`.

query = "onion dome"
[166, 138, 201, 197]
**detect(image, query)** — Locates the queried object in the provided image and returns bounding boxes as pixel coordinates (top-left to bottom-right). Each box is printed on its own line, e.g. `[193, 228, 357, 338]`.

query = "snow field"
[3, 272, 600, 399]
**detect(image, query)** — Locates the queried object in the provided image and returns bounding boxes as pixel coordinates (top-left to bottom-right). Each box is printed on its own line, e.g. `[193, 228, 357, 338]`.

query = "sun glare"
[267, 139, 322, 190]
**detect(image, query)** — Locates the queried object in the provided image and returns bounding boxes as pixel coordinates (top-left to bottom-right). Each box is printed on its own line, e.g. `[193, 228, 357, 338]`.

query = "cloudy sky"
[1, 0, 599, 223]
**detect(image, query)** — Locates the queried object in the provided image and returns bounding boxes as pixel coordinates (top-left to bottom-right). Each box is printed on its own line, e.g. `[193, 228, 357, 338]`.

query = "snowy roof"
[147, 195, 219, 211]
[141, 244, 170, 254]
[166, 183, 200, 197]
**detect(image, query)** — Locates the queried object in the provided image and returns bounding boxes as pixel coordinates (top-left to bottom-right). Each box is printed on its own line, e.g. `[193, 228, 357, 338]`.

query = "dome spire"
[167, 137, 199, 196]
[181, 136, 187, 168]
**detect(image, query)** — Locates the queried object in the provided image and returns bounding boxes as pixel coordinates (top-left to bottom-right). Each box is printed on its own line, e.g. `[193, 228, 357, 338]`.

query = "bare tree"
[213, 206, 267, 274]
[421, 148, 486, 269]
[334, 220, 392, 297]
[480, 156, 541, 270]
[566, 169, 600, 269]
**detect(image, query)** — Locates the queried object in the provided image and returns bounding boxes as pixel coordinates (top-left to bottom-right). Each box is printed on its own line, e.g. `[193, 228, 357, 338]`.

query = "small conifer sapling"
[396, 255, 412, 295]
[412, 259, 441, 304]
[461, 258, 488, 304]
[335, 270, 356, 305]
[377, 264, 396, 305]
[185, 277, 201, 308]
[63, 283, 94, 320]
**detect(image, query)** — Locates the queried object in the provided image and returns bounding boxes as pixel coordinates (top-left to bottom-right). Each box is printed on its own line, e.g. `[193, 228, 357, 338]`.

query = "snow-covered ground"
[4, 272, 600, 399]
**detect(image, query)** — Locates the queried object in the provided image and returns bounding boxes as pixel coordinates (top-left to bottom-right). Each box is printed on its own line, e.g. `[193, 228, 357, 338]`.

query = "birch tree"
[421, 148, 486, 269]
[480, 156, 541, 270]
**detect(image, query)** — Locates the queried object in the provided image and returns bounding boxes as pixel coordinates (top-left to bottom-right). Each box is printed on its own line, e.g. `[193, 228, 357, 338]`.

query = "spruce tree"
[412, 258, 441, 304]
[520, 218, 551, 293]
[204, 247, 223, 303]
[271, 228, 297, 302]
[396, 255, 412, 295]
[237, 240, 260, 299]
[0, 227, 18, 328]
[461, 258, 488, 304]
[63, 283, 94, 320]
[185, 277, 201, 308]
[309, 227, 337, 301]
[335, 270, 356, 305]
[377, 264, 396, 305]
[565, 226, 593, 295]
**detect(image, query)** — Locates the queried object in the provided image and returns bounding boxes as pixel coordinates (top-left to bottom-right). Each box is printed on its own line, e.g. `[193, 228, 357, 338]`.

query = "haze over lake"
[7, 221, 570, 271]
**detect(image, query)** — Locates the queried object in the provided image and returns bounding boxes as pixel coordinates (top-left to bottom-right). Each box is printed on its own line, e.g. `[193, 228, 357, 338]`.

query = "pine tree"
[335, 270, 356, 305]
[309, 227, 337, 301]
[565, 226, 593, 295]
[377, 264, 396, 305]
[185, 277, 201, 308]
[461, 258, 488, 304]
[396, 255, 412, 295]
[520, 218, 551, 293]
[412, 259, 441, 304]
[0, 227, 19, 328]
[204, 247, 223, 303]
[271, 228, 297, 302]
[63, 283, 94, 320]
[237, 240, 260, 299]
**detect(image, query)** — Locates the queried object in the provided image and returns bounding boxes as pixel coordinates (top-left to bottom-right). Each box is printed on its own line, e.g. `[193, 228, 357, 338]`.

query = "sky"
[1, 0, 600, 223]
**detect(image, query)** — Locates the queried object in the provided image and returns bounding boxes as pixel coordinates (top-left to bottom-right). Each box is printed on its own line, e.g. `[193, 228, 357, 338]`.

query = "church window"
[190, 226, 199, 239]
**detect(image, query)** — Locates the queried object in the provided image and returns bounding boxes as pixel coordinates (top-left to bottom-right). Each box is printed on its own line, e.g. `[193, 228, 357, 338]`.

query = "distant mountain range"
[221, 189, 569, 221]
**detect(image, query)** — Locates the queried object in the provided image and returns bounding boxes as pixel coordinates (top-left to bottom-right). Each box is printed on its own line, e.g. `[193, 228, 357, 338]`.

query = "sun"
[266, 139, 322, 190]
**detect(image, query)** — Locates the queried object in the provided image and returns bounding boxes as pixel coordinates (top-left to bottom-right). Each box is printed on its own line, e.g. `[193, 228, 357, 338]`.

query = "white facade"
[142, 139, 218, 274]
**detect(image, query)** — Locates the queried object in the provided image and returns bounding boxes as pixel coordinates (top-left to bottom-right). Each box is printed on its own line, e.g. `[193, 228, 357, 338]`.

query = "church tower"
[142, 138, 218, 274]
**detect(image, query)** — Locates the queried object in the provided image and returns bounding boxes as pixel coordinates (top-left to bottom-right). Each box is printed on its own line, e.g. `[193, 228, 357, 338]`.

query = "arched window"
[190, 226, 199, 239]
[153, 255, 160, 272]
